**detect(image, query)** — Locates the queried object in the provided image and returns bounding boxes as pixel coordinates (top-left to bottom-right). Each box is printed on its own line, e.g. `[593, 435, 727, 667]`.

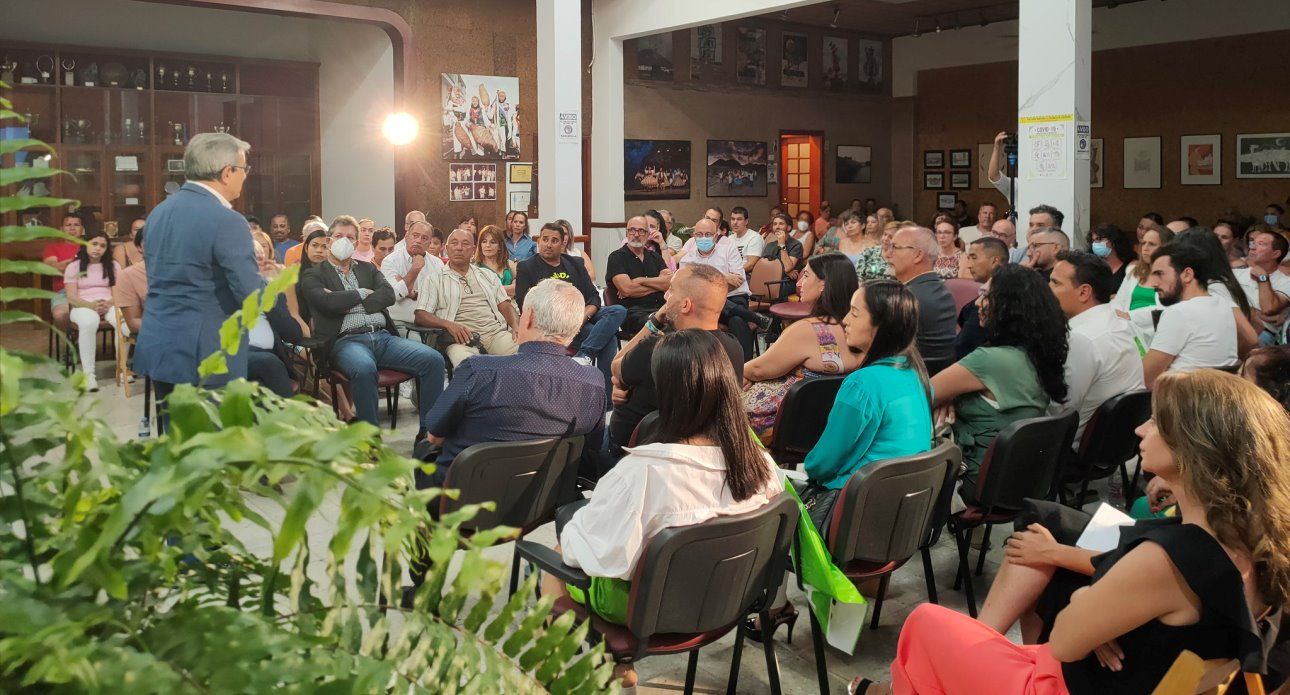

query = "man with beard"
[1142, 242, 1238, 388]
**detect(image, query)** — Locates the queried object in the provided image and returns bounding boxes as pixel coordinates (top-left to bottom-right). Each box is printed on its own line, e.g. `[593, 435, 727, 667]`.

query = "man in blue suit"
[134, 133, 264, 410]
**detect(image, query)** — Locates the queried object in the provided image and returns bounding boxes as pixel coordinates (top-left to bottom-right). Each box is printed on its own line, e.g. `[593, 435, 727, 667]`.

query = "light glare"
[382, 112, 418, 145]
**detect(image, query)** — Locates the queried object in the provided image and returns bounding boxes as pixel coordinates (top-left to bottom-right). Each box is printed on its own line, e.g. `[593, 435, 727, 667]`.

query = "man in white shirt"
[381, 220, 443, 324]
[414, 229, 518, 366]
[958, 202, 997, 245]
[986, 130, 1018, 205]
[1048, 251, 1144, 437]
[1143, 242, 1238, 388]
[1234, 229, 1290, 317]
[728, 206, 765, 273]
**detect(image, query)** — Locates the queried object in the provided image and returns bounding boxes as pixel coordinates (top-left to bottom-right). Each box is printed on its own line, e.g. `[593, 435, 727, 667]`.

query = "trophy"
[36, 55, 54, 83]
[131, 69, 146, 90]
[220, 71, 229, 93]
[137, 119, 145, 145]
[0, 56, 16, 83]
[61, 58, 75, 85]
[171, 67, 179, 88]
[214, 122, 230, 134]
[157, 65, 166, 89]
[123, 118, 133, 144]
[205, 71, 212, 92]
[186, 66, 196, 89]
[172, 121, 185, 146]
[79, 62, 98, 87]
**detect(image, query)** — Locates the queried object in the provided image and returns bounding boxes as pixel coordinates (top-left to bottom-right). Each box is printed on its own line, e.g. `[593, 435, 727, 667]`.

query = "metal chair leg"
[726, 621, 746, 695]
[683, 649, 699, 695]
[761, 608, 785, 695]
[974, 523, 992, 576]
[508, 544, 521, 596]
[869, 573, 891, 629]
[955, 530, 978, 617]
[921, 545, 939, 604]
[806, 603, 828, 695]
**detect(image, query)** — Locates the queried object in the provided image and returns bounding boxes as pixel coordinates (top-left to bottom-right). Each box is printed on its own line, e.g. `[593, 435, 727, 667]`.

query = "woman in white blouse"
[542, 329, 780, 688]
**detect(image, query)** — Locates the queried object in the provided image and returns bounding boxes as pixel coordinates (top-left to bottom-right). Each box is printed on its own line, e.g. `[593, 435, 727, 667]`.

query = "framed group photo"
[1236, 133, 1290, 179]
[624, 139, 691, 200]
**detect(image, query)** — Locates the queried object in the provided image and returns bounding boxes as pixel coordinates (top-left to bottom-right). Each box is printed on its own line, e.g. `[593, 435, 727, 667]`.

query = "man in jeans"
[300, 215, 446, 441]
[514, 222, 626, 402]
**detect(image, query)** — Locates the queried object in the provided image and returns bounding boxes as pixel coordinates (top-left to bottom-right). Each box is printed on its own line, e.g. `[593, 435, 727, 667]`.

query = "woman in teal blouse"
[802, 279, 934, 520]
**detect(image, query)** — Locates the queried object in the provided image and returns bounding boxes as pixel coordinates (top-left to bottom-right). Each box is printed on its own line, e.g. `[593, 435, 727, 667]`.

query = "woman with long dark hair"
[547, 329, 779, 687]
[1112, 223, 1173, 345]
[1086, 223, 1133, 288]
[931, 265, 1069, 502]
[742, 253, 863, 443]
[64, 229, 120, 391]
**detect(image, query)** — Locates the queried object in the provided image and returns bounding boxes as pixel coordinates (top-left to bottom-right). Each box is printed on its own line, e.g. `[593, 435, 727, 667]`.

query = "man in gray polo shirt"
[886, 226, 958, 372]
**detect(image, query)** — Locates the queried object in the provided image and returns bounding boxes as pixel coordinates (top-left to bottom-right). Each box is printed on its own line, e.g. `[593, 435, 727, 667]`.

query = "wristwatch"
[1256, 273, 1270, 284]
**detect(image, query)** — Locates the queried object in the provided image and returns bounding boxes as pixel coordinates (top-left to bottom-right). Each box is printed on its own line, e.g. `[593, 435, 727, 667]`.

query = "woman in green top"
[1111, 225, 1174, 346]
[930, 265, 1069, 503]
[474, 224, 517, 298]
[856, 217, 895, 281]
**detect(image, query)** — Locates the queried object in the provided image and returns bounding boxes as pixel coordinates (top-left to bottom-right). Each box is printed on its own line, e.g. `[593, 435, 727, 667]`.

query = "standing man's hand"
[994, 131, 1008, 150]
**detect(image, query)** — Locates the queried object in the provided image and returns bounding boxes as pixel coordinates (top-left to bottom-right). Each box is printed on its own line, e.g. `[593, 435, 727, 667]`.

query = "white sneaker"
[399, 381, 413, 399]
[572, 354, 594, 367]
[85, 374, 99, 392]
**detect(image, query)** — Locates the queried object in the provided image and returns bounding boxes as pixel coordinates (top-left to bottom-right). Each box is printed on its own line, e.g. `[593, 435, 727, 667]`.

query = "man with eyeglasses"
[414, 228, 518, 366]
[1022, 227, 1069, 280]
[606, 215, 672, 334]
[885, 226, 957, 370]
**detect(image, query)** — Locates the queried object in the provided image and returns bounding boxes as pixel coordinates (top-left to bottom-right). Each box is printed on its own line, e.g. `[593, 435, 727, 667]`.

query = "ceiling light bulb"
[381, 112, 418, 146]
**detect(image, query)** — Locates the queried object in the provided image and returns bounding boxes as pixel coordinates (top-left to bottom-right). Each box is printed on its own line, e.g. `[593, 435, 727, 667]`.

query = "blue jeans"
[331, 331, 446, 431]
[574, 304, 627, 399]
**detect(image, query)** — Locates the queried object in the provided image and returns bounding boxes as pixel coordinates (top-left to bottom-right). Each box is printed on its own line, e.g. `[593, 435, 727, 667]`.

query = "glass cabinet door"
[108, 89, 150, 146]
[108, 148, 148, 227]
[59, 87, 106, 145]
[60, 148, 103, 220]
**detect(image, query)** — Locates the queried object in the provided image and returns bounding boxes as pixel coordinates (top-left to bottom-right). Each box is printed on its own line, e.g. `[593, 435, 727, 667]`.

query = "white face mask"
[330, 236, 355, 261]
[796, 220, 809, 232]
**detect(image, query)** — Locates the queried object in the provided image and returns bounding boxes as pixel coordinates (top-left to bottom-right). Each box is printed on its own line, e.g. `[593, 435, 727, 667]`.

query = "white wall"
[892, 0, 1290, 97]
[1, 0, 396, 224]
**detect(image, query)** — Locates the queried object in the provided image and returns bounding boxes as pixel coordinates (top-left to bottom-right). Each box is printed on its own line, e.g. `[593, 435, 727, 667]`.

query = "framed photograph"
[781, 32, 808, 88]
[1122, 136, 1162, 189]
[508, 163, 532, 184]
[924, 150, 944, 168]
[923, 171, 944, 190]
[441, 73, 521, 160]
[835, 145, 872, 184]
[509, 190, 530, 212]
[706, 140, 768, 197]
[690, 23, 722, 80]
[166, 158, 185, 173]
[473, 182, 496, 201]
[856, 38, 883, 92]
[114, 155, 139, 172]
[822, 36, 848, 90]
[1235, 133, 1290, 179]
[735, 27, 766, 86]
[949, 149, 971, 169]
[937, 192, 958, 210]
[949, 172, 971, 190]
[450, 181, 473, 201]
[976, 143, 994, 188]
[636, 33, 674, 81]
[624, 139, 691, 200]
[1090, 138, 1104, 188]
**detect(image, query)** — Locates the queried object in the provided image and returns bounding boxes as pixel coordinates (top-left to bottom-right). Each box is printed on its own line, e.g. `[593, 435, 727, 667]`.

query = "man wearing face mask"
[1266, 204, 1286, 230]
[300, 215, 447, 441]
[678, 218, 771, 360]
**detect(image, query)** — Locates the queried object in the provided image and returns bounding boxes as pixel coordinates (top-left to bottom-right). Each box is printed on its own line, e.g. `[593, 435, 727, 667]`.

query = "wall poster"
[441, 73, 520, 160]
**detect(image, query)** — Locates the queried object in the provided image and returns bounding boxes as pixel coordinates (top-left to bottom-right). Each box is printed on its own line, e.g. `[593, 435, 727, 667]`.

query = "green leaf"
[0, 166, 65, 187]
[197, 350, 228, 379]
[216, 379, 257, 428]
[0, 138, 54, 156]
[218, 312, 244, 356]
[0, 258, 60, 276]
[0, 225, 82, 244]
[0, 310, 42, 326]
[0, 196, 77, 214]
[240, 291, 261, 333]
[0, 349, 25, 415]
[0, 287, 56, 303]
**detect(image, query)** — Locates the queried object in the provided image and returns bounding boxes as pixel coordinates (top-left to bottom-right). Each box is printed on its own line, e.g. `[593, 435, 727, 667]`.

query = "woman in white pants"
[64, 230, 120, 391]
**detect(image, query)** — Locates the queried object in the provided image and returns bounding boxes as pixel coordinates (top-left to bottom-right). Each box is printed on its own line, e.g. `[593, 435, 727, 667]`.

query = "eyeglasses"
[889, 243, 918, 252]
[626, 227, 649, 235]
[228, 164, 252, 175]
[1031, 242, 1059, 248]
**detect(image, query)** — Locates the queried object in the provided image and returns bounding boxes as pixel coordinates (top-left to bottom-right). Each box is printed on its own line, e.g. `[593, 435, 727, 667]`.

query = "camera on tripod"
[1003, 132, 1019, 158]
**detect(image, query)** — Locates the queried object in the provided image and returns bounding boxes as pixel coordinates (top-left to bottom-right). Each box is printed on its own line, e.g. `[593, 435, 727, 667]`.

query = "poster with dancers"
[449, 163, 497, 201]
[706, 140, 768, 197]
[624, 139, 691, 201]
[441, 73, 520, 161]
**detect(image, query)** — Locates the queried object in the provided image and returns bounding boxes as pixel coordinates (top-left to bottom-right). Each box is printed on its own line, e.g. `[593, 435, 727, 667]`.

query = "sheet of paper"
[776, 467, 808, 484]
[1075, 503, 1134, 552]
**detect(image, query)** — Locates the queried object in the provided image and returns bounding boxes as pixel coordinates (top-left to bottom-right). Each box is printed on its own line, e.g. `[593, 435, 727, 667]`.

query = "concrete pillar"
[1015, 0, 1092, 245]
[536, 0, 584, 235]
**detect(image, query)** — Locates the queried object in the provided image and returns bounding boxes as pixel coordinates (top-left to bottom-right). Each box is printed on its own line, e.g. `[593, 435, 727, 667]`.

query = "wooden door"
[779, 133, 822, 217]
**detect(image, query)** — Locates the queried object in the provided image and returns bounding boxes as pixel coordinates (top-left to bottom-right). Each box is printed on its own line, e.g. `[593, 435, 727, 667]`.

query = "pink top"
[64, 259, 121, 303]
[352, 247, 375, 263]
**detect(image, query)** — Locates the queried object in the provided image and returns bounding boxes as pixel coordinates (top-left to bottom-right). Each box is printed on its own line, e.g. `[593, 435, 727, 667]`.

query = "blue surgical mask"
[695, 237, 715, 253]
[1090, 241, 1111, 258]
[1266, 214, 1280, 225]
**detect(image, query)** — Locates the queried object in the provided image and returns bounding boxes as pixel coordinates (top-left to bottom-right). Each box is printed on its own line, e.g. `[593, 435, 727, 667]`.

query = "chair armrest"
[515, 540, 591, 591]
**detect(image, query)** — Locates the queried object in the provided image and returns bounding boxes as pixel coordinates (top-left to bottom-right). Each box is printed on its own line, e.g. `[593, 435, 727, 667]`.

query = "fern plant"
[0, 84, 614, 693]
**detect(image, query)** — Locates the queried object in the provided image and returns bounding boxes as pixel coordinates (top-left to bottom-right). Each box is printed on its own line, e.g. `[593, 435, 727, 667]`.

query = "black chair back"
[441, 436, 585, 534]
[628, 410, 661, 448]
[626, 494, 799, 641]
[1072, 390, 1152, 478]
[827, 440, 961, 566]
[771, 375, 846, 467]
[973, 409, 1079, 513]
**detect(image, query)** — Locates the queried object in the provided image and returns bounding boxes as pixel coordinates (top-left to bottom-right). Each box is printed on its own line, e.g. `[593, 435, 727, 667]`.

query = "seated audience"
[955, 237, 1009, 359]
[793, 210, 817, 257]
[639, 209, 678, 269]
[545, 329, 779, 689]
[855, 369, 1290, 695]
[269, 213, 297, 263]
[1086, 223, 1133, 289]
[677, 218, 768, 360]
[1027, 204, 1065, 237]
[758, 204, 785, 238]
[299, 215, 446, 439]
[426, 225, 446, 261]
[414, 229, 518, 366]
[504, 209, 537, 263]
[742, 253, 861, 443]
[247, 240, 302, 398]
[655, 208, 687, 257]
[65, 230, 121, 391]
[728, 206, 765, 273]
[283, 218, 327, 266]
[1022, 227, 1070, 280]
[931, 265, 1068, 502]
[801, 279, 933, 506]
[606, 215, 672, 334]
[114, 226, 148, 335]
[828, 210, 880, 270]
[1134, 212, 1165, 242]
[555, 218, 595, 281]
[762, 212, 806, 278]
[886, 226, 957, 370]
[951, 199, 973, 230]
[958, 202, 996, 245]
[251, 230, 278, 276]
[371, 228, 396, 268]
[814, 200, 835, 239]
[1236, 227, 1290, 319]
[1143, 242, 1239, 386]
[43, 212, 86, 333]
[1214, 219, 1246, 268]
[875, 206, 895, 231]
[352, 218, 376, 262]
[417, 279, 606, 484]
[1048, 251, 1145, 437]
[932, 216, 964, 279]
[515, 223, 626, 396]
[381, 220, 444, 324]
[401, 209, 426, 243]
[1176, 228, 1261, 358]
[1166, 216, 1195, 233]
[989, 218, 1024, 265]
[456, 215, 477, 237]
[855, 217, 895, 281]
[609, 265, 744, 457]
[1112, 224, 1174, 345]
[112, 217, 146, 268]
[1242, 345, 1290, 410]
[474, 224, 518, 298]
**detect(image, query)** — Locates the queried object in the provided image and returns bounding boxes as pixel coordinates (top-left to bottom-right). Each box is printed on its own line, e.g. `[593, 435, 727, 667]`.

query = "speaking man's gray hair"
[525, 279, 586, 345]
[184, 132, 252, 181]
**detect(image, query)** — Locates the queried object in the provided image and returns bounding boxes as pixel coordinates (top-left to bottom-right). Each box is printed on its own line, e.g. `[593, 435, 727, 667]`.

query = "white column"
[1015, 0, 1091, 246]
[588, 11, 626, 276]
[536, 0, 584, 235]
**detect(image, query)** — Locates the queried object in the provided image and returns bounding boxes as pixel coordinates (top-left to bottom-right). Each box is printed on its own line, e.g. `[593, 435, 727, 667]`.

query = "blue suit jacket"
[134, 182, 263, 386]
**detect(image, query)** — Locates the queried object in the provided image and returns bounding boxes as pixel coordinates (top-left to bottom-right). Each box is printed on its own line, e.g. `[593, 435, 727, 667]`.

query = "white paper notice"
[1026, 122, 1068, 180]
[1075, 503, 1133, 553]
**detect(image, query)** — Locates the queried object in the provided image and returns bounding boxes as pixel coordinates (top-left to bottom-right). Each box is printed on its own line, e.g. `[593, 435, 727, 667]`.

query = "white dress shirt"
[380, 245, 444, 323]
[188, 180, 233, 209]
[559, 443, 781, 580]
[677, 236, 750, 297]
[1060, 303, 1145, 439]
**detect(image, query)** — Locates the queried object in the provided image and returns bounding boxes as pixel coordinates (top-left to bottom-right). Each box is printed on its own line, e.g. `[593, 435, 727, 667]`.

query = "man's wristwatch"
[1256, 273, 1270, 284]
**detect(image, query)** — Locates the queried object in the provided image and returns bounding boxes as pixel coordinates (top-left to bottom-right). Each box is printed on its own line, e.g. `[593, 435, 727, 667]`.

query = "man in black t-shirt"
[606, 215, 672, 334]
[608, 264, 744, 458]
[514, 222, 626, 400]
[761, 227, 805, 277]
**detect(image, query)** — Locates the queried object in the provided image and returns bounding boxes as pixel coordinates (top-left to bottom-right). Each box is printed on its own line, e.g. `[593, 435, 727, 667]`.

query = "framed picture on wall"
[924, 150, 944, 168]
[949, 172, 971, 190]
[950, 149, 971, 168]
[856, 38, 883, 92]
[1122, 136, 1162, 189]
[976, 143, 994, 188]
[822, 36, 848, 90]
[1235, 133, 1290, 179]
[1090, 138, 1104, 188]
[937, 192, 958, 210]
[924, 171, 944, 190]
[781, 31, 808, 87]
[636, 34, 674, 81]
[735, 27, 767, 85]
[835, 145, 872, 184]
[1179, 134, 1220, 185]
[624, 139, 691, 200]
[706, 140, 768, 197]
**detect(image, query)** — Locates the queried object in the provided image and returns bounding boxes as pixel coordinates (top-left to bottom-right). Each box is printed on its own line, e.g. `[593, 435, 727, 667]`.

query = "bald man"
[414, 228, 518, 366]
[607, 264, 745, 457]
[606, 214, 672, 333]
